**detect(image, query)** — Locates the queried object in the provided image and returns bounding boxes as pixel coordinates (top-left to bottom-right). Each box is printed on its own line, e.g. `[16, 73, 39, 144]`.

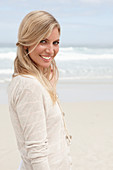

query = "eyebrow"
[44, 38, 60, 42]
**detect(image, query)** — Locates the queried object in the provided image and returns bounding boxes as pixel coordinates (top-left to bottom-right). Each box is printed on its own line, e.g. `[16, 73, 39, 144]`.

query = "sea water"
[0, 46, 113, 83]
[0, 46, 113, 103]
[56, 47, 113, 82]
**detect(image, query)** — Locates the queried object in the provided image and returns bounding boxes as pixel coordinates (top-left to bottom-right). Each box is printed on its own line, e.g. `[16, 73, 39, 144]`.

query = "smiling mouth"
[39, 55, 52, 61]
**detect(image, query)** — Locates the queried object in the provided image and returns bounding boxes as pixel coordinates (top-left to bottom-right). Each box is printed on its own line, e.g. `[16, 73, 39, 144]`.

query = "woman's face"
[28, 27, 60, 71]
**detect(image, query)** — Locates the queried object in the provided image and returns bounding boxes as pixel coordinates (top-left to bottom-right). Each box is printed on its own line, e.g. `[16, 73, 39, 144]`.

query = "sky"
[0, 0, 113, 47]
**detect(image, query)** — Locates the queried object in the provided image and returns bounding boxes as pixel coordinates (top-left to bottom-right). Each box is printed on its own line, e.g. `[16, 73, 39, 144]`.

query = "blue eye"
[53, 41, 59, 45]
[40, 40, 46, 44]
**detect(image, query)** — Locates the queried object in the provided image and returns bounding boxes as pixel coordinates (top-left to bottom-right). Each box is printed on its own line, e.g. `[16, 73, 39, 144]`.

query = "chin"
[44, 65, 51, 69]
[44, 63, 51, 68]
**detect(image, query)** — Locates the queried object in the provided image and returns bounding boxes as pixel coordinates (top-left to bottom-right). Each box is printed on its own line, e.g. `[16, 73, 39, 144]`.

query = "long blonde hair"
[13, 10, 60, 103]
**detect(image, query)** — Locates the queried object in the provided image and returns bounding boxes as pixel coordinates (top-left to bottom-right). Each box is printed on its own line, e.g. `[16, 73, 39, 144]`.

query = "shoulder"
[8, 75, 46, 99]
[9, 75, 42, 89]
[8, 75, 51, 106]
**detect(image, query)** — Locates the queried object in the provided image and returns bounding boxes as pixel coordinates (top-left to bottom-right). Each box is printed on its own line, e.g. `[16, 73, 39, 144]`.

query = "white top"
[8, 75, 72, 170]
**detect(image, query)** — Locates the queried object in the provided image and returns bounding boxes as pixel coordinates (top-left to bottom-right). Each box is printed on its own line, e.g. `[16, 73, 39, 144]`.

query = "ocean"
[56, 46, 113, 83]
[0, 46, 113, 83]
[0, 46, 113, 103]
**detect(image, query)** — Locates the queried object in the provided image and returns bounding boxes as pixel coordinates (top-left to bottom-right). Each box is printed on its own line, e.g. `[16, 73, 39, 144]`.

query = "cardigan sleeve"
[15, 84, 50, 170]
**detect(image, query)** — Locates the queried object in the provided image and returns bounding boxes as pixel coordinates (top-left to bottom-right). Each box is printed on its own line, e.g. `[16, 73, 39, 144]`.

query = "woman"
[8, 10, 72, 170]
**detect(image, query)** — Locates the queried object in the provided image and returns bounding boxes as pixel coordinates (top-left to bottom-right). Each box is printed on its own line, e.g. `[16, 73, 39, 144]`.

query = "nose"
[45, 44, 54, 55]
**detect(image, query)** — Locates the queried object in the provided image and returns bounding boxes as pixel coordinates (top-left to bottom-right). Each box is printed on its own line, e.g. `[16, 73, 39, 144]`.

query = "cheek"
[55, 46, 59, 55]
[34, 45, 45, 54]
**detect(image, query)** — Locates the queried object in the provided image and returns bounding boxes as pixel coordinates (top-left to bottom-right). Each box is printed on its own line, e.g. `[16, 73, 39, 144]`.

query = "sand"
[0, 101, 113, 170]
[62, 101, 113, 170]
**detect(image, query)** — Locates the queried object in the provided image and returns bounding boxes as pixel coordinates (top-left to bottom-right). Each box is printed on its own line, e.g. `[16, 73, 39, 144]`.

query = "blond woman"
[8, 10, 72, 170]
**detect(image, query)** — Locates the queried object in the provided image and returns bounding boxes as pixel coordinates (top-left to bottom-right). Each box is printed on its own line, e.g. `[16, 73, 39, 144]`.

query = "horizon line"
[0, 42, 112, 48]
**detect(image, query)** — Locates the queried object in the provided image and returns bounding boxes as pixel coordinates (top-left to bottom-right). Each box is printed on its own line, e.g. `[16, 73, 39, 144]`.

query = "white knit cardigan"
[8, 75, 72, 170]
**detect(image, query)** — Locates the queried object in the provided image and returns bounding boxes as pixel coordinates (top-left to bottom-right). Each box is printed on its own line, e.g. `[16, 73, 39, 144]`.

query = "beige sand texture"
[62, 101, 113, 170]
[0, 101, 113, 170]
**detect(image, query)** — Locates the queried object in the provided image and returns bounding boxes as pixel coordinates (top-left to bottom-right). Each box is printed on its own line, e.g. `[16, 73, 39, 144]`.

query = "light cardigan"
[8, 75, 72, 170]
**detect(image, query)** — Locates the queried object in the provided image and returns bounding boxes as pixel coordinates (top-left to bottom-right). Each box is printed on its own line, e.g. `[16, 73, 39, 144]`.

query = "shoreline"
[0, 80, 113, 104]
[0, 77, 113, 84]
[57, 81, 113, 102]
[58, 78, 113, 84]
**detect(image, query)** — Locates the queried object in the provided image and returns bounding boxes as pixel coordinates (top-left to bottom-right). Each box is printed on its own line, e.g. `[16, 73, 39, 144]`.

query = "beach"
[0, 81, 113, 170]
[0, 45, 113, 169]
[63, 101, 113, 170]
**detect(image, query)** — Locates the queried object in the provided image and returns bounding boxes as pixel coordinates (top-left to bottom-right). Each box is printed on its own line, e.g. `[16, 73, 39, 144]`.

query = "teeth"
[41, 56, 51, 59]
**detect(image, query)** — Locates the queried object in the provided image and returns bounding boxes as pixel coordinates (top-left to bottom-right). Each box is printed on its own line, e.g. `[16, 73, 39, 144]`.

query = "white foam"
[0, 46, 113, 83]
[0, 52, 16, 60]
[0, 47, 113, 61]
[0, 78, 11, 83]
[56, 52, 113, 61]
[0, 69, 13, 74]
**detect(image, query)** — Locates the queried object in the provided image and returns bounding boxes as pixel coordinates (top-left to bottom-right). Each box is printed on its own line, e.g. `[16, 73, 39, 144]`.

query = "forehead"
[46, 27, 60, 40]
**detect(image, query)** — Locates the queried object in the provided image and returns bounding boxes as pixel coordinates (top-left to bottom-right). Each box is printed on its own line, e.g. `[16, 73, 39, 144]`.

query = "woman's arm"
[16, 84, 50, 170]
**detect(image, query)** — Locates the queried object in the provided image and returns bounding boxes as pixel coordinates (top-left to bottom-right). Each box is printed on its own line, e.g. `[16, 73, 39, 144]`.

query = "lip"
[39, 55, 52, 62]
